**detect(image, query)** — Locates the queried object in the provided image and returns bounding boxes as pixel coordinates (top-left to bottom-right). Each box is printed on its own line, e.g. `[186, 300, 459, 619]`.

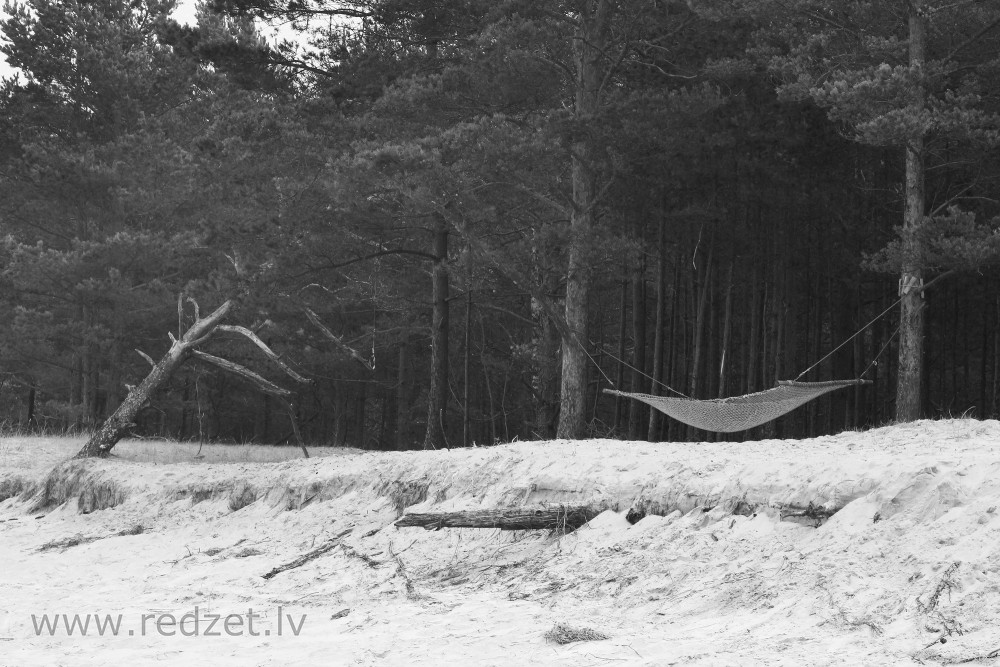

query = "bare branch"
[263, 52, 337, 78]
[135, 349, 155, 368]
[216, 325, 313, 384]
[599, 40, 632, 98]
[191, 351, 292, 397]
[921, 269, 956, 293]
[182, 299, 235, 345]
[945, 16, 1000, 61]
[177, 292, 184, 339]
[285, 404, 309, 458]
[186, 297, 201, 322]
[630, 59, 698, 80]
[303, 308, 375, 371]
[515, 184, 571, 216]
[461, 232, 576, 345]
[472, 302, 536, 327]
[289, 248, 438, 279]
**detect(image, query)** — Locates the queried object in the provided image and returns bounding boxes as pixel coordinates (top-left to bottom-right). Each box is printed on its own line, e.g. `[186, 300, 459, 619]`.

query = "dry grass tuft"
[39, 535, 90, 552]
[385, 479, 431, 517]
[0, 475, 33, 502]
[233, 547, 263, 558]
[30, 460, 128, 513]
[543, 623, 610, 644]
[228, 481, 258, 511]
[38, 523, 142, 552]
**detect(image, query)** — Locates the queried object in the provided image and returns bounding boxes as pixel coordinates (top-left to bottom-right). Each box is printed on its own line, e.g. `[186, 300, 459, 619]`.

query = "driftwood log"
[398, 499, 841, 534]
[395, 505, 602, 532]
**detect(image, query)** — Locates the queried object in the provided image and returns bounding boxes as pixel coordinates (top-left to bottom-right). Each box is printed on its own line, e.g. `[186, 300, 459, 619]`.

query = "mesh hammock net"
[604, 379, 870, 433]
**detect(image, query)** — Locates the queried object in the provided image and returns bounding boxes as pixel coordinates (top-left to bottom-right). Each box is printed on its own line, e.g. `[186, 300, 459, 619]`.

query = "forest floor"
[2, 420, 1000, 666]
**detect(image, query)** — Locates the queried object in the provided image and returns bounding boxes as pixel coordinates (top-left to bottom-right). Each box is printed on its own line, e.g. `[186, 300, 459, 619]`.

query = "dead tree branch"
[303, 307, 375, 371]
[262, 528, 352, 580]
[135, 349, 155, 368]
[191, 351, 292, 397]
[216, 325, 313, 384]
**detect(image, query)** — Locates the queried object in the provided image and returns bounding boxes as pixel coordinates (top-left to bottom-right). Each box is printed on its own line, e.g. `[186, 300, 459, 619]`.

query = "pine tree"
[748, 0, 1000, 421]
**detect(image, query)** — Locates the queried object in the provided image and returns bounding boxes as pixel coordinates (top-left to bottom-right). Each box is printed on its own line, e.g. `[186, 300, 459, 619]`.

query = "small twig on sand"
[262, 528, 352, 580]
[954, 646, 1000, 663]
[388, 542, 419, 599]
[38, 524, 144, 552]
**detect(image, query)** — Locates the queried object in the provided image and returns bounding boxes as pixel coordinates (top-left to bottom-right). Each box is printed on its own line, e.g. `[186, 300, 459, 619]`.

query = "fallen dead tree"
[74, 289, 371, 459]
[394, 505, 602, 532]
[397, 498, 841, 534]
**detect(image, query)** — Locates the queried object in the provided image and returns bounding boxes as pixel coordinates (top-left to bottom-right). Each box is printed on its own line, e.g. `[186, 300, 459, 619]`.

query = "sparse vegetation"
[543, 623, 610, 644]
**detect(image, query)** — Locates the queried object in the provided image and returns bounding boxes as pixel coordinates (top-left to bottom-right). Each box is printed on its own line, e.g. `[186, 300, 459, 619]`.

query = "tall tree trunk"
[356, 383, 367, 448]
[25, 384, 36, 429]
[718, 263, 734, 399]
[687, 246, 713, 441]
[981, 283, 992, 416]
[994, 295, 1000, 417]
[664, 262, 680, 441]
[463, 283, 472, 447]
[396, 331, 410, 450]
[746, 262, 763, 396]
[532, 262, 562, 438]
[613, 277, 627, 430]
[423, 221, 450, 449]
[647, 211, 668, 441]
[896, 1, 927, 422]
[479, 315, 497, 444]
[557, 0, 611, 440]
[628, 262, 647, 439]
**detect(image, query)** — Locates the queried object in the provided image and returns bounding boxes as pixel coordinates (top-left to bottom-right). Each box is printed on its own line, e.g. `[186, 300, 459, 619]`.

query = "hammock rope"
[602, 295, 901, 433]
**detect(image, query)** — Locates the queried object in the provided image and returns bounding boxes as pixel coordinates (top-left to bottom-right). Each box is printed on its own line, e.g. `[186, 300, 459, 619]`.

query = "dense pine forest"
[1, 0, 999, 449]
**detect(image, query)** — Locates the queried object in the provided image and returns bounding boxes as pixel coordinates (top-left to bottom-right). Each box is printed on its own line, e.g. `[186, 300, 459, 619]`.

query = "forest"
[1, 0, 1000, 450]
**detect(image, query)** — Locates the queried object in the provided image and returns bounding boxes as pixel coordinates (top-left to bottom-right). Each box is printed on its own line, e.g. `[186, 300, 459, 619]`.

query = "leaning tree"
[73, 284, 374, 458]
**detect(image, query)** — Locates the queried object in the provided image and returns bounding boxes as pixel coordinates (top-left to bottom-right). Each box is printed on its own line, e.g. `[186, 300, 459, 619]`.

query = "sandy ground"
[3, 419, 1000, 665]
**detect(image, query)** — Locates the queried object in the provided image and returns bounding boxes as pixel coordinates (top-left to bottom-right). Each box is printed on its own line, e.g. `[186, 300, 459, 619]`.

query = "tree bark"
[396, 331, 410, 450]
[532, 270, 562, 439]
[25, 384, 36, 429]
[628, 262, 647, 439]
[647, 211, 668, 441]
[557, 0, 612, 440]
[423, 220, 450, 449]
[613, 277, 627, 430]
[718, 262, 734, 399]
[687, 246, 713, 441]
[395, 505, 602, 531]
[463, 281, 472, 447]
[897, 1, 927, 422]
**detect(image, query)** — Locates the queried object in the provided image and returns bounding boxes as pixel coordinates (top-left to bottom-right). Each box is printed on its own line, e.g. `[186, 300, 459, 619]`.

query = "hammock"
[604, 379, 870, 433]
